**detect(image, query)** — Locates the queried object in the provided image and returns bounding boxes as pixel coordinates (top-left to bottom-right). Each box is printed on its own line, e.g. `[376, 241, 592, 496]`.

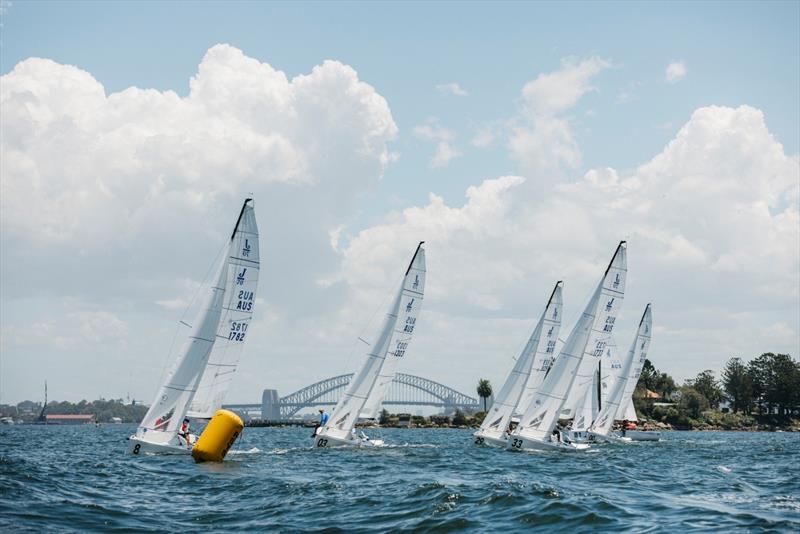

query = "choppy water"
[1, 426, 798, 532]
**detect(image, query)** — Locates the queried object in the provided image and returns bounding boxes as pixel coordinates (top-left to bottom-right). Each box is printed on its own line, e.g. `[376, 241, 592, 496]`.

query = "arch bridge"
[225, 373, 479, 420]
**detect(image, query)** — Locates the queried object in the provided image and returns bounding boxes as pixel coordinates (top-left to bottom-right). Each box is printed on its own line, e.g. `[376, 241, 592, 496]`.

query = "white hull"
[128, 434, 197, 455]
[312, 431, 384, 448]
[588, 431, 632, 444]
[623, 430, 661, 441]
[507, 434, 591, 452]
[473, 431, 508, 447]
[564, 430, 592, 443]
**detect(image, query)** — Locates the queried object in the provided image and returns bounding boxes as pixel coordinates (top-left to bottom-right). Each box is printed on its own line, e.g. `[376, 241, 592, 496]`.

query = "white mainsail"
[591, 304, 652, 436]
[511, 241, 627, 445]
[319, 243, 426, 443]
[133, 199, 258, 447]
[614, 306, 653, 422]
[561, 244, 628, 420]
[572, 362, 600, 432]
[359, 247, 427, 420]
[187, 203, 260, 418]
[475, 282, 563, 442]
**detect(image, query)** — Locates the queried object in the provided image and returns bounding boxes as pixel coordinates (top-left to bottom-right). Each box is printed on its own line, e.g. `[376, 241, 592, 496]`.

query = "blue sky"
[1, 1, 798, 404]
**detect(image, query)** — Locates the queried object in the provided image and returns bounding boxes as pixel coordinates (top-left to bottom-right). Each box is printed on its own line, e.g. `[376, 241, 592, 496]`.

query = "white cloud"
[510, 57, 610, 179]
[0, 44, 397, 246]
[336, 105, 799, 392]
[435, 82, 468, 96]
[665, 61, 687, 83]
[0, 44, 400, 402]
[413, 118, 462, 168]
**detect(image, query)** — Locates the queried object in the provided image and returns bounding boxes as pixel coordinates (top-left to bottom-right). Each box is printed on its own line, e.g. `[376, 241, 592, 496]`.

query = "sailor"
[552, 429, 561, 443]
[179, 418, 192, 447]
[312, 409, 329, 437]
[621, 419, 629, 437]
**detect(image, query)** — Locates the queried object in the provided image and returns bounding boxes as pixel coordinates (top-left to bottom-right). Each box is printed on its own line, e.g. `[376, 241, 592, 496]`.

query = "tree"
[476, 379, 492, 412]
[689, 370, 724, 409]
[654, 372, 677, 401]
[637, 359, 658, 393]
[748, 353, 800, 415]
[379, 409, 390, 425]
[676, 386, 709, 419]
[452, 410, 468, 426]
[722, 357, 754, 413]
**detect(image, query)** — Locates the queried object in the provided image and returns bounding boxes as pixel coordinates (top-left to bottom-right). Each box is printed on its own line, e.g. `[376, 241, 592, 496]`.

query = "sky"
[1, 1, 798, 405]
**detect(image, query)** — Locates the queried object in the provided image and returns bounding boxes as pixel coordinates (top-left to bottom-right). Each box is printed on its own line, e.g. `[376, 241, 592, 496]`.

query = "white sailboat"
[129, 199, 260, 455]
[314, 242, 426, 448]
[507, 241, 627, 452]
[473, 281, 563, 447]
[590, 304, 653, 442]
[561, 241, 628, 442]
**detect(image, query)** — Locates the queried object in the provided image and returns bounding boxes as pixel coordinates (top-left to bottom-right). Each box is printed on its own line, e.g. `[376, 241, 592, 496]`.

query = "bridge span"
[224, 373, 479, 420]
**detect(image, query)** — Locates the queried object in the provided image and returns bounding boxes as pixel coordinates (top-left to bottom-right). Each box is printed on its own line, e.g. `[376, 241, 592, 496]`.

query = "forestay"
[512, 242, 627, 444]
[476, 282, 563, 440]
[591, 304, 652, 435]
[187, 202, 260, 418]
[321, 243, 426, 441]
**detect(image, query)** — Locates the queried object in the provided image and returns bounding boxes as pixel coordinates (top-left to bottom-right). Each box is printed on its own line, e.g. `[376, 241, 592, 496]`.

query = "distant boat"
[590, 304, 654, 442]
[473, 281, 563, 447]
[313, 242, 426, 448]
[129, 199, 260, 455]
[508, 241, 627, 452]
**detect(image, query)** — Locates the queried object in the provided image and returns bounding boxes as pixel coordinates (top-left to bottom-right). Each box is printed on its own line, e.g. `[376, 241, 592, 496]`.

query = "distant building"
[397, 413, 411, 428]
[45, 414, 95, 425]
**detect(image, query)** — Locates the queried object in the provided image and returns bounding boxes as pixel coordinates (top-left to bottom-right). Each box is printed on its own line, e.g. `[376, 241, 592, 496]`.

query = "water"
[1, 426, 798, 532]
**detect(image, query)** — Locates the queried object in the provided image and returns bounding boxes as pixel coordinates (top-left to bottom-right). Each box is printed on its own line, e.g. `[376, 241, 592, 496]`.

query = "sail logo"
[553, 307, 558, 319]
[412, 274, 420, 290]
[242, 239, 251, 257]
[645, 324, 649, 334]
[605, 298, 614, 311]
[547, 326, 553, 338]
[237, 268, 247, 285]
[613, 273, 620, 289]
[406, 299, 414, 312]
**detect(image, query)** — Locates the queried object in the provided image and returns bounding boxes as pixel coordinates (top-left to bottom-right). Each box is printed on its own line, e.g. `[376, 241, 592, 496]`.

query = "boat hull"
[588, 431, 632, 444]
[473, 431, 508, 447]
[312, 432, 384, 448]
[507, 434, 590, 452]
[623, 430, 661, 441]
[128, 434, 196, 455]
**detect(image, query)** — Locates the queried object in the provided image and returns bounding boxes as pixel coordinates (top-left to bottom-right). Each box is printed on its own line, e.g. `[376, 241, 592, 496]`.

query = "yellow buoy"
[191, 409, 244, 463]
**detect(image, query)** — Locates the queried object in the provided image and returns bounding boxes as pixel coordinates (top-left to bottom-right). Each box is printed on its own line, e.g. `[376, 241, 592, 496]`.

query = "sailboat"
[473, 281, 563, 447]
[589, 304, 653, 442]
[313, 242, 426, 448]
[129, 199, 260, 455]
[507, 241, 627, 452]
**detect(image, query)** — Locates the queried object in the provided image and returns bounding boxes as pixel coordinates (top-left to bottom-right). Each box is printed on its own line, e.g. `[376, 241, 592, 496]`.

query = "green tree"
[722, 357, 754, 413]
[689, 370, 724, 408]
[476, 379, 492, 412]
[654, 372, 677, 401]
[452, 410, 468, 426]
[748, 353, 800, 415]
[677, 386, 709, 419]
[637, 359, 658, 392]
[379, 408, 390, 425]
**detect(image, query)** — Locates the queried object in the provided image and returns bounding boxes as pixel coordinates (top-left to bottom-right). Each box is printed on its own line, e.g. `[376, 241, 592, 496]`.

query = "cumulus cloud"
[510, 57, 610, 180]
[665, 61, 687, 83]
[0, 44, 399, 401]
[413, 118, 462, 168]
[435, 82, 468, 96]
[337, 105, 799, 391]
